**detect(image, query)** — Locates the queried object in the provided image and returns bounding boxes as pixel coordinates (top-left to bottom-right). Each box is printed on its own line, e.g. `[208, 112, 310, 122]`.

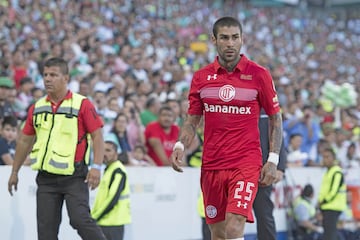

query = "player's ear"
[211, 35, 216, 45]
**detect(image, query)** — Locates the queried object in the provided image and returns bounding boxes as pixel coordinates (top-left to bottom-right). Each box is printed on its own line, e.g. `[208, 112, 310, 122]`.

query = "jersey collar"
[214, 54, 248, 73]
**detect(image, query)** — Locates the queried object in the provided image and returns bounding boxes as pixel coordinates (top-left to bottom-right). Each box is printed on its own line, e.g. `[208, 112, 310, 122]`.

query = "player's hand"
[259, 162, 277, 186]
[171, 148, 185, 172]
[274, 170, 284, 184]
[85, 168, 101, 190]
[8, 172, 19, 196]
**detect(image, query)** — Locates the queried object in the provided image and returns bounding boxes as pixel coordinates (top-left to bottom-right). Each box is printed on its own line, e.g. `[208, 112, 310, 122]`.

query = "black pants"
[101, 225, 124, 240]
[253, 185, 276, 240]
[36, 163, 106, 240]
[321, 210, 341, 240]
[201, 217, 211, 240]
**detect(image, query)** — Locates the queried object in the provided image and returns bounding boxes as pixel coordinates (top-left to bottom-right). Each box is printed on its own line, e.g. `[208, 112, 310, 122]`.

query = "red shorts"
[200, 165, 261, 224]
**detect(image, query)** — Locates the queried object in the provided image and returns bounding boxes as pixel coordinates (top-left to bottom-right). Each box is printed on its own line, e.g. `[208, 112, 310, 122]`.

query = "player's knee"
[225, 213, 246, 238]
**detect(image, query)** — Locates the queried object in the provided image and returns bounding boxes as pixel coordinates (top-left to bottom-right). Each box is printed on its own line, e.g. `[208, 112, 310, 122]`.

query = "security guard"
[8, 57, 106, 240]
[92, 140, 131, 240]
[292, 184, 323, 239]
[318, 147, 347, 240]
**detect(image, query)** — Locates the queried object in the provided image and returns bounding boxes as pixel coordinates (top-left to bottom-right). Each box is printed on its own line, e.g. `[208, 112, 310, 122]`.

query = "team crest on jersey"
[206, 205, 217, 218]
[219, 85, 235, 102]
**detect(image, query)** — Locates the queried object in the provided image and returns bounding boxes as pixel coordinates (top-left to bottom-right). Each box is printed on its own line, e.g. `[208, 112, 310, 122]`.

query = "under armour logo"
[207, 74, 217, 81]
[237, 201, 248, 209]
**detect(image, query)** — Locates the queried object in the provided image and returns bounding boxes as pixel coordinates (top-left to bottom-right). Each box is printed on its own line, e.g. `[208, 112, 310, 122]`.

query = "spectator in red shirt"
[145, 105, 179, 166]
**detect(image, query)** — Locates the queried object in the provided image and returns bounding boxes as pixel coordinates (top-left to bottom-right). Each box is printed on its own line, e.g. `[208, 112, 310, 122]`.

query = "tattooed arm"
[171, 114, 202, 172]
[260, 112, 283, 186]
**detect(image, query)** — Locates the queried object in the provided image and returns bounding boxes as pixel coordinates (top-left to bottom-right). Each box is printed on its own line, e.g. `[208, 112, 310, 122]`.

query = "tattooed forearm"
[268, 112, 283, 154]
[179, 115, 201, 147]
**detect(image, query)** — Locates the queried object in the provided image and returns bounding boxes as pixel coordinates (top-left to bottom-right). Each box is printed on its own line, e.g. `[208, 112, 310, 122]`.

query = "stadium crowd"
[0, 0, 359, 168]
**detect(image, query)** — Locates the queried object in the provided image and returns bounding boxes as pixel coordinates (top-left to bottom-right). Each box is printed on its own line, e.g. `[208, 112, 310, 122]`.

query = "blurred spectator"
[308, 139, 331, 167]
[128, 144, 155, 166]
[30, 87, 45, 103]
[106, 113, 132, 165]
[122, 98, 145, 150]
[0, 76, 15, 122]
[284, 105, 321, 162]
[10, 49, 28, 89]
[145, 105, 179, 166]
[332, 128, 352, 168]
[287, 134, 309, 167]
[93, 90, 116, 133]
[15, 77, 35, 119]
[165, 98, 181, 125]
[291, 184, 323, 240]
[140, 95, 161, 126]
[0, 115, 18, 165]
[343, 142, 360, 168]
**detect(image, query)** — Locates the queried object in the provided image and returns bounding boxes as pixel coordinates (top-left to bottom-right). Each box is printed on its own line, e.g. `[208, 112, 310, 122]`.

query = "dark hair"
[105, 140, 118, 152]
[301, 184, 314, 198]
[2, 115, 18, 128]
[289, 133, 302, 140]
[43, 57, 69, 75]
[145, 96, 157, 108]
[134, 144, 146, 154]
[158, 105, 173, 115]
[20, 77, 33, 86]
[323, 147, 336, 159]
[213, 17, 243, 39]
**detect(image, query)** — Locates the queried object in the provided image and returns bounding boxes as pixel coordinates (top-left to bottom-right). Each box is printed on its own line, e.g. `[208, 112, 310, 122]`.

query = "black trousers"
[201, 217, 211, 240]
[321, 210, 341, 240]
[101, 225, 124, 240]
[253, 185, 276, 240]
[36, 163, 106, 240]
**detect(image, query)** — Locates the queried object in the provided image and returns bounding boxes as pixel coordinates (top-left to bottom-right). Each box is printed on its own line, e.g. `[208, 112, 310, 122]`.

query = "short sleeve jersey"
[188, 55, 280, 170]
[22, 91, 104, 162]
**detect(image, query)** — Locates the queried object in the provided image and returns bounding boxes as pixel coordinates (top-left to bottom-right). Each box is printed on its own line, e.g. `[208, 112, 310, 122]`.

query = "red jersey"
[23, 91, 104, 162]
[188, 55, 280, 170]
[145, 121, 180, 166]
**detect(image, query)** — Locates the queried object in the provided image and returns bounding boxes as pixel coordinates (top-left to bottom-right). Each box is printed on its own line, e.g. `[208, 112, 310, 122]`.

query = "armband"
[173, 141, 185, 151]
[267, 152, 279, 166]
[91, 163, 102, 171]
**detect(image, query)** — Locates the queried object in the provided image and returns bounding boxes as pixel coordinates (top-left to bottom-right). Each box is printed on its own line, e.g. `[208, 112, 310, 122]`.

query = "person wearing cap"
[7, 57, 107, 240]
[0, 76, 15, 121]
[91, 140, 131, 240]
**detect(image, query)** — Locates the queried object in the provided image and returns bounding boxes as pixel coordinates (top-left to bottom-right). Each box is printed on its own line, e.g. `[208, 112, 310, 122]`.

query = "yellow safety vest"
[91, 160, 131, 226]
[318, 165, 347, 211]
[293, 196, 316, 221]
[188, 131, 204, 167]
[197, 191, 205, 218]
[30, 93, 89, 175]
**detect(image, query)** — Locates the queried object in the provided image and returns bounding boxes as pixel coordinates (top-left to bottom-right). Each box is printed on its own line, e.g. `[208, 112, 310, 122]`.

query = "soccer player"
[171, 16, 283, 240]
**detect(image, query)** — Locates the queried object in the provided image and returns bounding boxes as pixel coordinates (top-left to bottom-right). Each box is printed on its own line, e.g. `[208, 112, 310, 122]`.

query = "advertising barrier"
[1, 166, 359, 240]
